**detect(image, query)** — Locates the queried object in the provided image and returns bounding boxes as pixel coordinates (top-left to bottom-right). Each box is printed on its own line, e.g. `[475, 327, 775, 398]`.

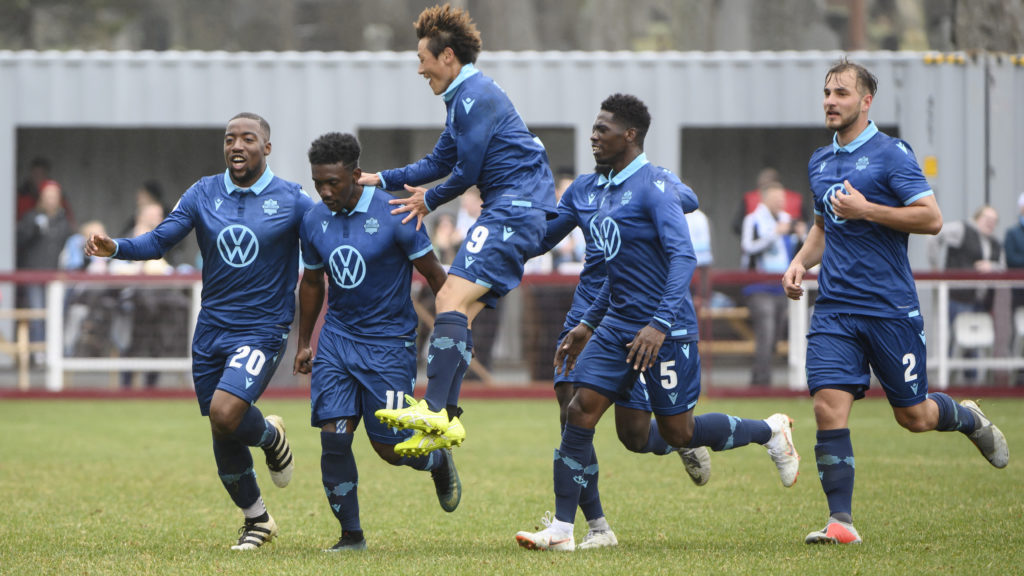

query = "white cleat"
[264, 415, 294, 488]
[515, 512, 575, 552]
[578, 529, 618, 550]
[960, 400, 1009, 469]
[764, 413, 800, 487]
[230, 514, 278, 550]
[677, 446, 711, 486]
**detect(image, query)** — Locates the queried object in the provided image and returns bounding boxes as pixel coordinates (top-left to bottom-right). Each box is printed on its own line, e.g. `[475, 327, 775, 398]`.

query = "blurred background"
[2, 0, 1024, 394]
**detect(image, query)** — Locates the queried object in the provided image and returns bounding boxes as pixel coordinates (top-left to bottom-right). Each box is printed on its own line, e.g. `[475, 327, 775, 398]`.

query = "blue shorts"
[806, 312, 929, 407]
[449, 203, 547, 308]
[572, 325, 700, 416]
[191, 322, 290, 416]
[553, 324, 652, 411]
[310, 327, 417, 444]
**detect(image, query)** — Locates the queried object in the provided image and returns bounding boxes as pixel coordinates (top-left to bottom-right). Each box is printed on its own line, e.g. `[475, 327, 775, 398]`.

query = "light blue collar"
[224, 166, 274, 195]
[442, 63, 480, 103]
[596, 174, 609, 187]
[333, 185, 375, 216]
[832, 121, 878, 154]
[606, 153, 649, 187]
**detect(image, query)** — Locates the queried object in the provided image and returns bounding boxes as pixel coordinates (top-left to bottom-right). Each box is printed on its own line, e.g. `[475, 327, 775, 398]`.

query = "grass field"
[1, 396, 1021, 575]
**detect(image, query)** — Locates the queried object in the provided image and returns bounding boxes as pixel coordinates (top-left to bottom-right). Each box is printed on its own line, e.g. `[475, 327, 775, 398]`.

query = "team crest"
[621, 190, 632, 206]
[364, 217, 380, 235]
[262, 198, 280, 215]
[856, 156, 870, 171]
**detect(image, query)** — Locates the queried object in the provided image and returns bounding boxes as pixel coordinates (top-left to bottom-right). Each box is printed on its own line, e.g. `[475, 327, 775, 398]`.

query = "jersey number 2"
[902, 353, 918, 382]
[229, 346, 267, 376]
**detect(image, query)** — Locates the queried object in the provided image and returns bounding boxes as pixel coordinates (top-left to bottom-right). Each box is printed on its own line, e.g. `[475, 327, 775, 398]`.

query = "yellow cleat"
[394, 418, 466, 457]
[375, 395, 450, 434]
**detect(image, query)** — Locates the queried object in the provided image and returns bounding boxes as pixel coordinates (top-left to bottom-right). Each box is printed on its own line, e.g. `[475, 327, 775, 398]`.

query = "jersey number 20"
[229, 346, 267, 376]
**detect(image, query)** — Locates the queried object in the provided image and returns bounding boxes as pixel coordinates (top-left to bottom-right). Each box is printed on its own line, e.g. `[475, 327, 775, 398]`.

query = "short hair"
[600, 93, 651, 145]
[308, 132, 361, 167]
[229, 112, 271, 140]
[825, 57, 878, 97]
[415, 3, 482, 65]
[140, 179, 163, 204]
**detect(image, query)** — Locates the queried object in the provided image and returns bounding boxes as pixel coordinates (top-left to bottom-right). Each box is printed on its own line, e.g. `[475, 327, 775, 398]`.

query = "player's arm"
[413, 251, 447, 297]
[664, 170, 699, 214]
[628, 195, 694, 371]
[535, 188, 581, 256]
[782, 214, 826, 300]
[555, 278, 611, 374]
[831, 179, 942, 235]
[293, 267, 326, 375]
[90, 195, 195, 260]
[422, 96, 496, 210]
[369, 128, 458, 191]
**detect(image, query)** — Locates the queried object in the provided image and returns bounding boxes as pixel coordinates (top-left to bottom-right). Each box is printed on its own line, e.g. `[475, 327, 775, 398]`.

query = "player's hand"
[357, 172, 381, 186]
[554, 323, 593, 376]
[388, 185, 429, 230]
[626, 324, 666, 371]
[830, 180, 870, 220]
[293, 347, 313, 375]
[85, 233, 116, 258]
[782, 260, 806, 300]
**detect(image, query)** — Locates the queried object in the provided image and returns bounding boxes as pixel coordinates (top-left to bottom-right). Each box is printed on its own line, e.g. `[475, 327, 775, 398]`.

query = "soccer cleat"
[764, 413, 800, 487]
[805, 519, 862, 545]
[515, 512, 575, 552]
[578, 529, 618, 550]
[324, 530, 366, 552]
[375, 395, 451, 434]
[230, 514, 278, 550]
[431, 448, 462, 513]
[394, 417, 466, 457]
[677, 446, 711, 486]
[263, 415, 294, 488]
[959, 400, 1009, 468]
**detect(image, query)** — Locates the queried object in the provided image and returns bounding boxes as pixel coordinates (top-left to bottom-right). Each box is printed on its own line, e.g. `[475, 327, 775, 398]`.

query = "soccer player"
[360, 4, 557, 455]
[293, 132, 457, 552]
[85, 112, 311, 550]
[531, 163, 712, 549]
[783, 59, 1010, 545]
[515, 94, 800, 552]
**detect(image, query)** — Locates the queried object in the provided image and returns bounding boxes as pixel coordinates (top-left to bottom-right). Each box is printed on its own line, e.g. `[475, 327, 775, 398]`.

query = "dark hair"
[600, 93, 651, 145]
[308, 132, 361, 167]
[415, 3, 482, 65]
[140, 179, 163, 204]
[229, 112, 271, 139]
[825, 57, 878, 97]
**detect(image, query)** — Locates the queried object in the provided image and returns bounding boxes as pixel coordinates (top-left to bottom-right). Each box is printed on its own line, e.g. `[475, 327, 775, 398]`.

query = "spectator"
[61, 220, 117, 357]
[929, 204, 1004, 321]
[686, 207, 713, 310]
[741, 182, 798, 387]
[431, 212, 462, 266]
[16, 179, 74, 365]
[16, 157, 76, 225]
[731, 167, 808, 239]
[1004, 193, 1024, 312]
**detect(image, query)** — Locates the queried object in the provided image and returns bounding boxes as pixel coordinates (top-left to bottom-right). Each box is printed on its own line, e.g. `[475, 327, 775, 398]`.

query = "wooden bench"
[698, 306, 789, 356]
[0, 308, 48, 391]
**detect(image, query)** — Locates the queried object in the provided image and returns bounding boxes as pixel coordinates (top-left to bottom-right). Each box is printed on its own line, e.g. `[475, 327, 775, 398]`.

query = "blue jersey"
[113, 168, 313, 329]
[808, 122, 933, 317]
[379, 64, 556, 216]
[541, 167, 698, 329]
[580, 155, 698, 338]
[300, 186, 433, 343]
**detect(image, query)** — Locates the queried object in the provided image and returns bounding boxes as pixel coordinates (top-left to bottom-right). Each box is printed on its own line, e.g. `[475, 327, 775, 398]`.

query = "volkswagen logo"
[217, 225, 259, 268]
[329, 245, 366, 288]
[823, 183, 848, 224]
[599, 217, 621, 261]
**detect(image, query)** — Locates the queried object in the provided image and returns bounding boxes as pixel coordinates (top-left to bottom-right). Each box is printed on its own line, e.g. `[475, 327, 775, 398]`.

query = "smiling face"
[311, 162, 362, 214]
[590, 110, 632, 172]
[224, 117, 271, 188]
[417, 37, 459, 95]
[823, 69, 872, 142]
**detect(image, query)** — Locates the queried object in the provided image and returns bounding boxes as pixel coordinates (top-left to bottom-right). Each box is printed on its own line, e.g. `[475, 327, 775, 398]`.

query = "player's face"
[224, 118, 271, 188]
[590, 110, 630, 167]
[823, 70, 871, 133]
[311, 162, 362, 213]
[417, 37, 458, 95]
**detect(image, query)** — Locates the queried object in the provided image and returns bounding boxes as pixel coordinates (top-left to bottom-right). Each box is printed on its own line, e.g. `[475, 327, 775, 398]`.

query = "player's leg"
[361, 340, 461, 513]
[867, 315, 1008, 468]
[320, 418, 366, 551]
[803, 313, 866, 545]
[641, 340, 790, 486]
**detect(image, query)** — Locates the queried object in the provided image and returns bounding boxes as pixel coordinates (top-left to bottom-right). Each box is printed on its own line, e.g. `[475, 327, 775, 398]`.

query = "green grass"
[1, 397, 1021, 575]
